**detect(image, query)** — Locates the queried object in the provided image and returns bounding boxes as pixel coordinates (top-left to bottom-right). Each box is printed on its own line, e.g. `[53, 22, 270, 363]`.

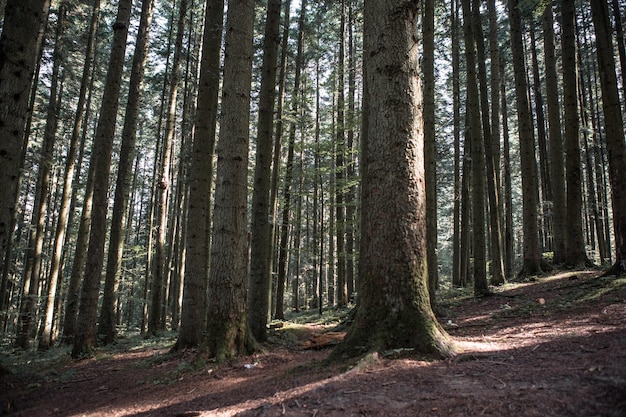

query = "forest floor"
[2, 269, 626, 417]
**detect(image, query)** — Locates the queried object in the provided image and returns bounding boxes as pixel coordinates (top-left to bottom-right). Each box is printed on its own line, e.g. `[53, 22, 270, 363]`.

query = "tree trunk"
[423, 0, 438, 302]
[205, 0, 256, 362]
[451, 0, 462, 287]
[97, 0, 154, 345]
[336, 0, 454, 359]
[501, 60, 514, 279]
[175, 0, 224, 350]
[589, 0, 626, 275]
[461, 0, 488, 296]
[335, 0, 347, 308]
[248, 0, 282, 342]
[149, 0, 188, 335]
[0, 0, 51, 291]
[508, 0, 543, 278]
[472, 0, 504, 287]
[542, 4, 567, 266]
[562, 0, 587, 268]
[275, 0, 307, 320]
[71, 0, 132, 358]
[15, 3, 66, 349]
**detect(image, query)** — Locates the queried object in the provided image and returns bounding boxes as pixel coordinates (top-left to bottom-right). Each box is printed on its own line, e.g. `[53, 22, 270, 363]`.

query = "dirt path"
[2, 270, 625, 416]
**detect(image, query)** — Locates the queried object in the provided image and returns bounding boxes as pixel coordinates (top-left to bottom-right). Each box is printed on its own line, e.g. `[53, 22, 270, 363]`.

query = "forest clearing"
[2, 269, 625, 417]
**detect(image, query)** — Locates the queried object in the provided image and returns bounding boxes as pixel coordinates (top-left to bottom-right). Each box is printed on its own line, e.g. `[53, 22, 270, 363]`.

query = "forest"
[0, 0, 626, 414]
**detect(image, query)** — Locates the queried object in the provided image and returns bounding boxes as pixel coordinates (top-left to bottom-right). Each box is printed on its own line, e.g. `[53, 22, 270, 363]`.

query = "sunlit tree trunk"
[71, 0, 132, 358]
[205, 0, 256, 362]
[336, 0, 454, 359]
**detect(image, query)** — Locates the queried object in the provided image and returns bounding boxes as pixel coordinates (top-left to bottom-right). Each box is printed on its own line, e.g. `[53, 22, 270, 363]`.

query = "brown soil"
[2, 270, 626, 417]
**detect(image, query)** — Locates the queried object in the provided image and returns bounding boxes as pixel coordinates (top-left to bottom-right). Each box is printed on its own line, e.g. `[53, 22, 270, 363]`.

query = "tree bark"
[590, 0, 626, 275]
[205, 0, 256, 362]
[542, 4, 567, 266]
[335, 0, 454, 359]
[248, 0, 282, 342]
[461, 0, 488, 296]
[275, 0, 307, 320]
[508, 0, 543, 278]
[96, 0, 154, 344]
[423, 0, 439, 301]
[562, 0, 588, 268]
[71, 0, 132, 358]
[0, 0, 51, 290]
[175, 0, 224, 350]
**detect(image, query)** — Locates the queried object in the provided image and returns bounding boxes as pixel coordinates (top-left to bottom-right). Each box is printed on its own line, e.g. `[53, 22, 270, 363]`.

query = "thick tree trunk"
[248, 0, 282, 342]
[71, 0, 132, 358]
[205, 0, 256, 362]
[336, 0, 454, 359]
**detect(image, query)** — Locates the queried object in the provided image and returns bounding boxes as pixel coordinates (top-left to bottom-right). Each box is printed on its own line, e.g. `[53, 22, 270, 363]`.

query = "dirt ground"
[2, 269, 626, 417]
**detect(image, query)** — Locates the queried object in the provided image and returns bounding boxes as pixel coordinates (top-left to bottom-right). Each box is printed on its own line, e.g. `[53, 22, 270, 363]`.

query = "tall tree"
[562, 0, 587, 268]
[336, 0, 454, 358]
[149, 0, 188, 335]
[451, 0, 462, 287]
[461, 0, 488, 296]
[248, 0, 283, 342]
[16, 3, 67, 349]
[175, 0, 225, 350]
[423, 0, 438, 301]
[97, 0, 155, 344]
[204, 0, 256, 362]
[71, 0, 132, 358]
[508, 0, 543, 277]
[542, 3, 567, 265]
[590, 0, 626, 275]
[275, 0, 307, 320]
[0, 0, 51, 284]
[335, 0, 348, 308]
[472, 0, 504, 287]
[39, 0, 101, 350]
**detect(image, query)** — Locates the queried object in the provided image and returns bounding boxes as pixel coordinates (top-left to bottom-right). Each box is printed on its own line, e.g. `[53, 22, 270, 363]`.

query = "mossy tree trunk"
[336, 0, 454, 359]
